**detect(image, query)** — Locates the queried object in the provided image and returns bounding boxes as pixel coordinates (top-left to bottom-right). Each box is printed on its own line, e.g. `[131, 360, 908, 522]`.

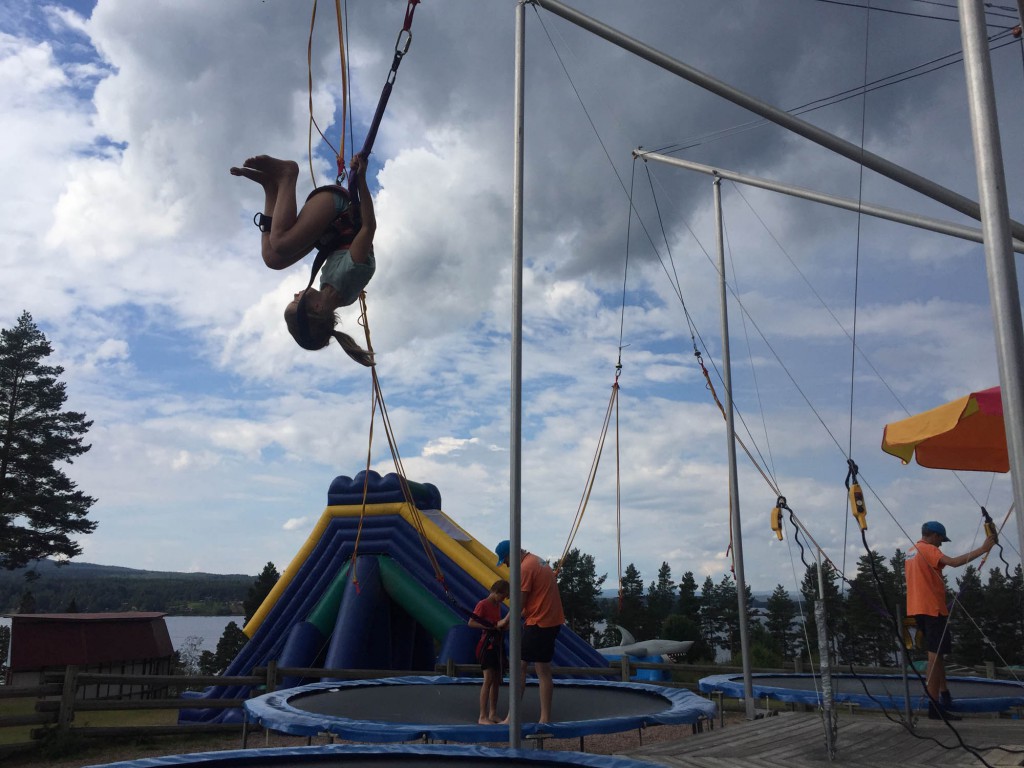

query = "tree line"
[0, 560, 251, 615]
[555, 547, 1024, 668]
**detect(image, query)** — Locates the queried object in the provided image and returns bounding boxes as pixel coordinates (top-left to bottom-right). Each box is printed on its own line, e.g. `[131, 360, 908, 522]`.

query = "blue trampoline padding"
[699, 672, 1024, 712]
[244, 675, 716, 743]
[82, 743, 662, 767]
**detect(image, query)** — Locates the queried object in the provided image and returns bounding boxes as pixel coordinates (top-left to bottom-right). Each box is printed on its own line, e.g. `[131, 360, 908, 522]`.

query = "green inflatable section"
[306, 561, 351, 636]
[377, 555, 462, 639]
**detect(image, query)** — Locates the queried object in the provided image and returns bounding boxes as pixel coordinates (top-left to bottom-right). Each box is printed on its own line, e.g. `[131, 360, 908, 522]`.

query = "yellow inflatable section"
[244, 501, 508, 637]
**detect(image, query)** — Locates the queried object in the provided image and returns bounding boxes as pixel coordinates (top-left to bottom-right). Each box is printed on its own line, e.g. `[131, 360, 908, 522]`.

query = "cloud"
[3, 1, 1019, 588]
[423, 436, 480, 457]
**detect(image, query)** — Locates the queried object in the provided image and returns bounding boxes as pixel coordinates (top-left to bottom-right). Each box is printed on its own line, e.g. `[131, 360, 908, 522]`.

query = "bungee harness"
[291, 0, 421, 349]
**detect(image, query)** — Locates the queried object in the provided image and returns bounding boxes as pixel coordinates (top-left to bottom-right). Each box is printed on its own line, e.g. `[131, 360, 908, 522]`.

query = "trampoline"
[83, 744, 660, 767]
[245, 675, 715, 743]
[700, 672, 1024, 713]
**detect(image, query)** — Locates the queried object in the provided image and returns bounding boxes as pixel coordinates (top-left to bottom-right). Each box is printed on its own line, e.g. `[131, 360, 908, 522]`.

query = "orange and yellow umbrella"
[881, 387, 1008, 473]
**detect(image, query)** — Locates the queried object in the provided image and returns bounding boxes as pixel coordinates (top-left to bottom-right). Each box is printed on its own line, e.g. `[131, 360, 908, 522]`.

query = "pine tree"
[202, 620, 247, 674]
[614, 563, 646, 637]
[676, 571, 700, 616]
[0, 312, 96, 569]
[243, 562, 280, 624]
[951, 565, 985, 661]
[697, 574, 719, 652]
[844, 550, 898, 666]
[764, 584, 797, 659]
[556, 548, 606, 644]
[645, 562, 676, 636]
[798, 562, 842, 660]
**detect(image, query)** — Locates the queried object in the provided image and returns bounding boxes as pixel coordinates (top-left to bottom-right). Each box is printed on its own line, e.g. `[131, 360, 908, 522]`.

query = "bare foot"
[478, 717, 494, 725]
[499, 716, 509, 725]
[487, 715, 501, 724]
[229, 165, 276, 191]
[242, 155, 298, 180]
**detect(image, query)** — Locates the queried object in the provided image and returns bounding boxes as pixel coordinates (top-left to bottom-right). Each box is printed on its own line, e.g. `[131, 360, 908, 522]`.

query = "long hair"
[284, 303, 373, 367]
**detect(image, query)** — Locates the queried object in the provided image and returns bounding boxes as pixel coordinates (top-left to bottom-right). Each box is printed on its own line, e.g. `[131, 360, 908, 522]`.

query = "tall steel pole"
[714, 177, 755, 718]
[958, 0, 1024, 577]
[507, 0, 527, 749]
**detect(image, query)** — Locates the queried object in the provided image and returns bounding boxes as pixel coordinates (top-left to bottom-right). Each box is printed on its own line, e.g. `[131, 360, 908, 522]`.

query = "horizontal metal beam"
[635, 149, 1024, 254]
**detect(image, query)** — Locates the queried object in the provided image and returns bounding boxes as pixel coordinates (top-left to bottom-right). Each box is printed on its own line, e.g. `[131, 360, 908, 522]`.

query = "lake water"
[0, 615, 243, 657]
[165, 616, 245, 652]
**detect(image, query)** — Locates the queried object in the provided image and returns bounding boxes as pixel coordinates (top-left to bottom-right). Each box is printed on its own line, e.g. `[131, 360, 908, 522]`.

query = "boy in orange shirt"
[905, 520, 994, 720]
[495, 540, 565, 724]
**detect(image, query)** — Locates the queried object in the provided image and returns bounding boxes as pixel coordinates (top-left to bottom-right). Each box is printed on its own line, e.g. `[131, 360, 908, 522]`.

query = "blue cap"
[495, 540, 510, 566]
[923, 521, 951, 542]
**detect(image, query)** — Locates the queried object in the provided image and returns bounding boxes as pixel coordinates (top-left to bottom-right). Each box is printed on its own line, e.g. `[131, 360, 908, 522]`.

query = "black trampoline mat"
[288, 683, 672, 724]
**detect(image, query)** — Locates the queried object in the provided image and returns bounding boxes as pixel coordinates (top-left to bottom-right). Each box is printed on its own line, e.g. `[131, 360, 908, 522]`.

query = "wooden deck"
[621, 712, 1024, 767]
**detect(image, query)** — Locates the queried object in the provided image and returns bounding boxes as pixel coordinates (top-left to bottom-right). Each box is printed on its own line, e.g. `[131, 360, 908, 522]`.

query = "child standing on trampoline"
[468, 579, 510, 724]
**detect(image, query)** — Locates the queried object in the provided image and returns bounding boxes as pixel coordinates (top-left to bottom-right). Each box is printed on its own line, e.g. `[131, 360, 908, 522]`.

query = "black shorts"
[477, 630, 504, 671]
[915, 614, 952, 655]
[479, 645, 503, 671]
[522, 624, 561, 664]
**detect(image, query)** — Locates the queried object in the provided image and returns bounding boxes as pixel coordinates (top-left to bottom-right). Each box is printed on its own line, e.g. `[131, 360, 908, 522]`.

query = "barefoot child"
[230, 154, 376, 366]
[468, 579, 510, 724]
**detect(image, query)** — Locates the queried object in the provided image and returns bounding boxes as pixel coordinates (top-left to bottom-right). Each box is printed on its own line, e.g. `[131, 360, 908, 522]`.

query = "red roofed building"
[7, 612, 175, 698]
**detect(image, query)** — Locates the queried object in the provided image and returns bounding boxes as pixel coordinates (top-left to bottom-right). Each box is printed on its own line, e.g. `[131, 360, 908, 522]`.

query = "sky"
[2, 0, 1023, 597]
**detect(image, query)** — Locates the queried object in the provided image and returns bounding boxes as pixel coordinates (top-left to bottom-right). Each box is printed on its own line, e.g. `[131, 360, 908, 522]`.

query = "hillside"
[0, 560, 254, 615]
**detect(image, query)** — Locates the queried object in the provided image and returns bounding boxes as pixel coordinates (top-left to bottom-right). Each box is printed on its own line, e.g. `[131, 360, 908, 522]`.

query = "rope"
[556, 378, 619, 572]
[306, 0, 346, 187]
[347, 292, 450, 598]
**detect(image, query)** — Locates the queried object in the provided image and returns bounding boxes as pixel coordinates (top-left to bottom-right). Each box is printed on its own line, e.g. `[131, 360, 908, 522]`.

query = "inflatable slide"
[181, 471, 607, 723]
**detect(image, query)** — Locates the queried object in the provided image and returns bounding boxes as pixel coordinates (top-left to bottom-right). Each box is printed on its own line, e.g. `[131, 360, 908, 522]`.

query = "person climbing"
[468, 579, 510, 725]
[230, 153, 376, 366]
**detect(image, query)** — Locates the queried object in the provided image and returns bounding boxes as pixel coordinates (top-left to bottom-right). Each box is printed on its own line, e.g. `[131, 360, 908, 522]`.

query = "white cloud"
[2, 1, 1019, 590]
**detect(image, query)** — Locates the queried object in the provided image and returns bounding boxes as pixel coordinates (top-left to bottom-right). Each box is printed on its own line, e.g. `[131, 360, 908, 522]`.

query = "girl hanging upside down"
[230, 154, 376, 366]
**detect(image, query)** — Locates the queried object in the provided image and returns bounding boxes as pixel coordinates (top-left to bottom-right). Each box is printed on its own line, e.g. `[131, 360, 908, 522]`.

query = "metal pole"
[895, 610, 914, 729]
[714, 177, 755, 719]
[814, 554, 836, 759]
[508, 0, 526, 749]
[633, 150, 1024, 254]
[534, 0, 1024, 240]
[959, 0, 1024, 566]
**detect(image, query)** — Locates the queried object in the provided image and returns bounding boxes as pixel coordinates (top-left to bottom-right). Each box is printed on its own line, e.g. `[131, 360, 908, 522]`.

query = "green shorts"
[319, 248, 376, 307]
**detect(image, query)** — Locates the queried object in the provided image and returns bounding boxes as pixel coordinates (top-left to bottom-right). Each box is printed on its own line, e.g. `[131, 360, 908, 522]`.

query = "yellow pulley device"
[981, 506, 998, 541]
[846, 459, 867, 531]
[770, 495, 786, 540]
[849, 483, 867, 530]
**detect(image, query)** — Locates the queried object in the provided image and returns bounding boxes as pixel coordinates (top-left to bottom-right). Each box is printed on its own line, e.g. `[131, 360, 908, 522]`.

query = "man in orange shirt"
[495, 539, 565, 724]
[905, 520, 994, 720]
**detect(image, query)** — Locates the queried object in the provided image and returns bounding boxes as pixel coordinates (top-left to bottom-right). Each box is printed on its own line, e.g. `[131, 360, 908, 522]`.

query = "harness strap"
[345, 0, 420, 206]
